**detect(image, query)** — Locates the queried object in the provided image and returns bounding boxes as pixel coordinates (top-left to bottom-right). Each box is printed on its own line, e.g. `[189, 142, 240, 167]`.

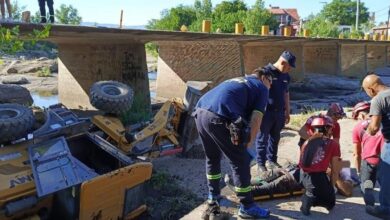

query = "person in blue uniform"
[194, 68, 272, 219]
[256, 51, 296, 172]
[38, 0, 54, 23]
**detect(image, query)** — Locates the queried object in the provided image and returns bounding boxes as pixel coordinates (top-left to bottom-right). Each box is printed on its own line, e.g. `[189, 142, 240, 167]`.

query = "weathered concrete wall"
[340, 44, 366, 78]
[156, 41, 390, 99]
[156, 41, 242, 98]
[367, 45, 387, 72]
[303, 43, 339, 75]
[242, 43, 304, 81]
[58, 43, 150, 110]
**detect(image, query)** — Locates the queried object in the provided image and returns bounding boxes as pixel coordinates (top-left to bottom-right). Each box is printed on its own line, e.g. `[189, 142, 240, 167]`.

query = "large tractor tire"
[89, 81, 134, 115]
[0, 103, 35, 143]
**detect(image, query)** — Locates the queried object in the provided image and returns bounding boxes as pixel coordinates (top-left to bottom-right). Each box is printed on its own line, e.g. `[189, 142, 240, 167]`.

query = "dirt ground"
[153, 115, 380, 220]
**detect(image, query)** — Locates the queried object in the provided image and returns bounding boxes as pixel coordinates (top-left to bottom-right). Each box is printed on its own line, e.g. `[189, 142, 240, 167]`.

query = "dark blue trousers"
[194, 108, 253, 205]
[378, 157, 390, 214]
[38, 0, 54, 17]
[256, 110, 285, 165]
[300, 171, 335, 209]
[360, 159, 378, 193]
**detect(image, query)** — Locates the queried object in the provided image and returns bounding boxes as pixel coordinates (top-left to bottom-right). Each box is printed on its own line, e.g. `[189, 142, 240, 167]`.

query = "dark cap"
[281, 51, 296, 68]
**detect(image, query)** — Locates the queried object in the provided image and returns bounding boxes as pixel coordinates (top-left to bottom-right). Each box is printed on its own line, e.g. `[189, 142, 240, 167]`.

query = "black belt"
[195, 108, 230, 124]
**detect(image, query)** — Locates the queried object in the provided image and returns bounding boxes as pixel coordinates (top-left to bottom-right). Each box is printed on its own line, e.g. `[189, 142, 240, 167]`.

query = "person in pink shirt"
[351, 101, 384, 206]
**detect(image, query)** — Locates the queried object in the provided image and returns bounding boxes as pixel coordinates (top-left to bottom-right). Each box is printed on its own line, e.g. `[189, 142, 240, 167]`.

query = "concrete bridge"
[2, 23, 390, 110]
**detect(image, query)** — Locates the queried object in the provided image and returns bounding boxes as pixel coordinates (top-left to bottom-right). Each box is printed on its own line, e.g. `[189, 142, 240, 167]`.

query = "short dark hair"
[252, 67, 273, 79]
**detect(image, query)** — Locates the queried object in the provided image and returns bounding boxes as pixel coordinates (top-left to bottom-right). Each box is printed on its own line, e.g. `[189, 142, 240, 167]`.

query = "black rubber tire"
[89, 81, 134, 115]
[0, 103, 35, 143]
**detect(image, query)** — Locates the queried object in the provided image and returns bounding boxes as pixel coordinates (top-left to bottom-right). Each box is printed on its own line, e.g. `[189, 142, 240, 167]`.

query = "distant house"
[372, 23, 390, 36]
[338, 25, 353, 33]
[269, 6, 300, 36]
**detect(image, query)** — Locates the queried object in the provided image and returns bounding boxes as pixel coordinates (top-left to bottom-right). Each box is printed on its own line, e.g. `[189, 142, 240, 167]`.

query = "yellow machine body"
[0, 134, 152, 220]
[92, 98, 186, 156]
[79, 162, 152, 220]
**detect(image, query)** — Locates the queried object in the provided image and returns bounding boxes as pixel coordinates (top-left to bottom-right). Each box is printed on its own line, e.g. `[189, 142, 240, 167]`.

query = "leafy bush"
[120, 94, 151, 125]
[303, 14, 340, 38]
[145, 42, 158, 58]
[289, 109, 321, 130]
[37, 66, 51, 77]
[0, 25, 51, 54]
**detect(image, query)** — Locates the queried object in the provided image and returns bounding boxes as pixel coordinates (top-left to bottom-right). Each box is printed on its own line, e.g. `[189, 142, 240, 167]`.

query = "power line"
[376, 12, 389, 19]
[372, 5, 390, 13]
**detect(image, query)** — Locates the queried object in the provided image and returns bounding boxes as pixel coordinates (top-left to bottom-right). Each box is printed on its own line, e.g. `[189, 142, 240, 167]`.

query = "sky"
[18, 0, 390, 26]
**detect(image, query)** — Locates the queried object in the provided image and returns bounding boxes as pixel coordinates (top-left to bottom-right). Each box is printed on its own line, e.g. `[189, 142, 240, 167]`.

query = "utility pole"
[355, 0, 359, 30]
[119, 10, 123, 29]
[387, 6, 390, 39]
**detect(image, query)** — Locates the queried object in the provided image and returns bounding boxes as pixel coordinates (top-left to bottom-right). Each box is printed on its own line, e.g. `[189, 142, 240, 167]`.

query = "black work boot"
[49, 15, 54, 23]
[300, 194, 313, 216]
[363, 180, 375, 206]
[40, 17, 47, 23]
[202, 200, 224, 220]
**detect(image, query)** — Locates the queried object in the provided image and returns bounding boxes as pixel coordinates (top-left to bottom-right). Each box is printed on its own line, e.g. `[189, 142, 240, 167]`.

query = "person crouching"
[299, 115, 341, 216]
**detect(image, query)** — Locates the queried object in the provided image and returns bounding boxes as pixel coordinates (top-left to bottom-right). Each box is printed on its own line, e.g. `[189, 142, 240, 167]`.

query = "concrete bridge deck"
[1, 23, 389, 109]
[2, 22, 384, 44]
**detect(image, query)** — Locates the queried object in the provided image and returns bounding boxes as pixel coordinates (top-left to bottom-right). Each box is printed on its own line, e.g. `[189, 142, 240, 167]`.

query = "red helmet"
[327, 103, 346, 118]
[311, 115, 334, 128]
[352, 101, 370, 120]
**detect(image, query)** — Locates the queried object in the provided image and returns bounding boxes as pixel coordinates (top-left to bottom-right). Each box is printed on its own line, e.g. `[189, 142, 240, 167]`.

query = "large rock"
[2, 76, 29, 84]
[301, 74, 360, 91]
[0, 84, 33, 105]
[7, 67, 18, 74]
[1, 60, 19, 75]
[1, 59, 57, 75]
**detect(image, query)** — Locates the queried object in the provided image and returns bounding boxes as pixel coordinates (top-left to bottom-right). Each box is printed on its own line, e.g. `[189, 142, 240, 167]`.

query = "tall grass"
[120, 94, 151, 125]
[288, 109, 321, 131]
[37, 66, 51, 77]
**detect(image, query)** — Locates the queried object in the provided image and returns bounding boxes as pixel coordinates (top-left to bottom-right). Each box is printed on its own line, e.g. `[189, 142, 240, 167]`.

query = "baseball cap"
[281, 51, 296, 68]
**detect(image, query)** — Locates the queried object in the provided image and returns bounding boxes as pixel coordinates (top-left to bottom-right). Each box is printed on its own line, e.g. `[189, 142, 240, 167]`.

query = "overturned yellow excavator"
[0, 81, 188, 220]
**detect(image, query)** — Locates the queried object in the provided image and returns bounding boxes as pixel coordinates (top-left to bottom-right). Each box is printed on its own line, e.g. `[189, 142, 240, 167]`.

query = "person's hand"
[285, 111, 290, 124]
[308, 132, 323, 140]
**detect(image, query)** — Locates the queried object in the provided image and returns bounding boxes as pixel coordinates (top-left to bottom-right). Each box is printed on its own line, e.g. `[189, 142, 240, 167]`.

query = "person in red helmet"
[351, 101, 384, 206]
[326, 103, 346, 143]
[298, 103, 345, 147]
[299, 115, 341, 216]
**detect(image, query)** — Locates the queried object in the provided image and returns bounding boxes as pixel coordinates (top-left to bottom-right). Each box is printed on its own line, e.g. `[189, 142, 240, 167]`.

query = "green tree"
[360, 20, 375, 34]
[304, 14, 340, 38]
[146, 5, 197, 31]
[55, 4, 82, 25]
[212, 0, 248, 33]
[194, 0, 212, 18]
[11, 0, 26, 21]
[0, 25, 51, 54]
[189, 0, 212, 31]
[243, 0, 277, 34]
[320, 0, 369, 26]
[31, 11, 42, 23]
